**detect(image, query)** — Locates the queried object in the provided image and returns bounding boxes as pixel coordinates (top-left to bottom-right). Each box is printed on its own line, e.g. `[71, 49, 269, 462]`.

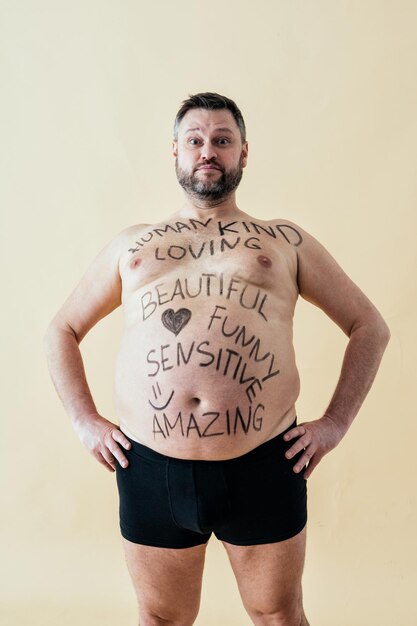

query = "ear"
[242, 141, 249, 168]
[172, 140, 178, 157]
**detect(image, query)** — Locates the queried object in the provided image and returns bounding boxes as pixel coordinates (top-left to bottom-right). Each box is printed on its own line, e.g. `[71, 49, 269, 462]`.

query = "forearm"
[323, 319, 390, 434]
[43, 325, 99, 427]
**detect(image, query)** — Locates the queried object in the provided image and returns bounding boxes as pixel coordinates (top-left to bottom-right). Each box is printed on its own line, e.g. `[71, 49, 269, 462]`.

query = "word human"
[128, 219, 303, 253]
[152, 403, 265, 439]
[141, 273, 268, 321]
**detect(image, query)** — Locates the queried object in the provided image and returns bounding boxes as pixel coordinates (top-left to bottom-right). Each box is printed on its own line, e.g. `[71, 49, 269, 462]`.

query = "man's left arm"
[282, 221, 391, 479]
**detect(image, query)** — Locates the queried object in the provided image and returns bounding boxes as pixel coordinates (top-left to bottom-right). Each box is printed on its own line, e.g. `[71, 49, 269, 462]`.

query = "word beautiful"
[128, 218, 303, 256]
[141, 273, 268, 322]
[152, 402, 266, 440]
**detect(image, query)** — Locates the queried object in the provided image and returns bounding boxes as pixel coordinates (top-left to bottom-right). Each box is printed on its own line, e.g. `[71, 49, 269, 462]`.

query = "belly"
[113, 294, 300, 460]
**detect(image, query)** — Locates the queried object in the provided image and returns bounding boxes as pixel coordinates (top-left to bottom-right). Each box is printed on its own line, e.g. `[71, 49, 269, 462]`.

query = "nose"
[200, 143, 218, 161]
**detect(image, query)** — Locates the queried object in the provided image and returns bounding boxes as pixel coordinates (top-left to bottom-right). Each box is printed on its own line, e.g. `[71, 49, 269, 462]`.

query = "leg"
[222, 526, 310, 626]
[115, 437, 213, 624]
[212, 418, 309, 624]
[122, 537, 208, 626]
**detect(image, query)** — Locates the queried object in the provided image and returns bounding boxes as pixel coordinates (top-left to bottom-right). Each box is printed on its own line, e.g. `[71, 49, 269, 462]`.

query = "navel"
[257, 254, 272, 268]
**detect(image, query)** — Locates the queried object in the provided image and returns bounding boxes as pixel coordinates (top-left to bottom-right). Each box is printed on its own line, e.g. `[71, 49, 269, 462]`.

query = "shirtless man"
[43, 92, 390, 626]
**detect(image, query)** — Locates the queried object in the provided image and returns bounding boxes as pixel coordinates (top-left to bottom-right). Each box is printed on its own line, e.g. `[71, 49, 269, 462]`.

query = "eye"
[187, 137, 231, 146]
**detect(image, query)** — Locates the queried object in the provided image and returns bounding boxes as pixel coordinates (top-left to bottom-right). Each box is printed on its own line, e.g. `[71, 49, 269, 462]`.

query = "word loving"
[128, 219, 303, 254]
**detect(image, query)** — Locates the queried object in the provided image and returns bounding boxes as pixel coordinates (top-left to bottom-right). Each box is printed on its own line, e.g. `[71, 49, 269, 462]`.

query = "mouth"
[197, 166, 221, 171]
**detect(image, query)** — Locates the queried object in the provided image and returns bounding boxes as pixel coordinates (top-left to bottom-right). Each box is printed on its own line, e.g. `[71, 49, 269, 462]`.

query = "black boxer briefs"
[115, 418, 307, 549]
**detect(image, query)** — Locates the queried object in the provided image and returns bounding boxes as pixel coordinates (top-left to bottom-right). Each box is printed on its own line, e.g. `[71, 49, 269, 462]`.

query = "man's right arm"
[42, 225, 142, 472]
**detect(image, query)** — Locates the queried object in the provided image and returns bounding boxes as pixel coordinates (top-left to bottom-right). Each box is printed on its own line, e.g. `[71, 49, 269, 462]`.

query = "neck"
[176, 193, 242, 221]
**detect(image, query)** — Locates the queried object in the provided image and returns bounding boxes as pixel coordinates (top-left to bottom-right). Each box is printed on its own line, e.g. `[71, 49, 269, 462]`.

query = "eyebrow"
[184, 127, 235, 135]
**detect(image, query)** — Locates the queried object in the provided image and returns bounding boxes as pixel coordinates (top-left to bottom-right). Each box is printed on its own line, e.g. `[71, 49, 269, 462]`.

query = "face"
[172, 108, 248, 202]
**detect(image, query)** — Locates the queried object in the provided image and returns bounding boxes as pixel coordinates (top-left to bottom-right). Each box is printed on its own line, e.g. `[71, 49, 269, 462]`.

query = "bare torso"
[114, 209, 302, 460]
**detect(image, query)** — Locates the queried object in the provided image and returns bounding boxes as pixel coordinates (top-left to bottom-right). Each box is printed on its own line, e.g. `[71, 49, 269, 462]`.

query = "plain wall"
[1, 1, 416, 624]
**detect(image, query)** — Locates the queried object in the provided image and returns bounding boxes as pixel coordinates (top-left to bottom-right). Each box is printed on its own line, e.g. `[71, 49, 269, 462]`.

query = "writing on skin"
[141, 273, 269, 321]
[129, 219, 303, 253]
[152, 403, 266, 439]
[147, 305, 280, 404]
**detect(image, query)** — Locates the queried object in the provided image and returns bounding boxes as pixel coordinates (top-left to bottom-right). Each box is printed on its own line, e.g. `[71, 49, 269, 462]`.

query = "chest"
[119, 223, 298, 296]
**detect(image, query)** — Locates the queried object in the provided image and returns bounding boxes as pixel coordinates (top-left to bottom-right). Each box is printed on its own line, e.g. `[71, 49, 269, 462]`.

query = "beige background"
[1, 1, 416, 624]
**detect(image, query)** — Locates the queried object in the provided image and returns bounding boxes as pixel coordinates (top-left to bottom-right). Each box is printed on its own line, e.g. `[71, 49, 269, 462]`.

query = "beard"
[175, 153, 244, 203]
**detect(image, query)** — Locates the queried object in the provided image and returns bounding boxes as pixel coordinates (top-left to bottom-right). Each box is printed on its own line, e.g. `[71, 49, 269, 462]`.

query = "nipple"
[129, 257, 142, 269]
[257, 255, 272, 268]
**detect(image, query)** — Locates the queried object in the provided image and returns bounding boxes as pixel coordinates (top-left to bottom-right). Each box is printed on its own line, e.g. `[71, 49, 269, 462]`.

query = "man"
[43, 92, 390, 626]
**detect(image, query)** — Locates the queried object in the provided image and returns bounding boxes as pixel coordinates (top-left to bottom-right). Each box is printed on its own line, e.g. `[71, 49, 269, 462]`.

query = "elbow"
[42, 321, 79, 350]
[378, 319, 391, 346]
[42, 325, 54, 350]
[350, 313, 391, 347]
[369, 314, 391, 347]
[42, 325, 60, 353]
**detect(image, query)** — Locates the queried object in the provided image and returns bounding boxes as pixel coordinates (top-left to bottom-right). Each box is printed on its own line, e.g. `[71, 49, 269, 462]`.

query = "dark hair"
[173, 92, 246, 143]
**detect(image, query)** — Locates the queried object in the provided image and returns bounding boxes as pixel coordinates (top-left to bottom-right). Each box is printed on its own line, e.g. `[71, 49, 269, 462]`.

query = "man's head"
[172, 92, 249, 205]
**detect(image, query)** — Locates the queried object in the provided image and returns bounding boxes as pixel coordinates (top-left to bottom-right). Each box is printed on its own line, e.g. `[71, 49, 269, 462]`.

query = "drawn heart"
[161, 308, 192, 336]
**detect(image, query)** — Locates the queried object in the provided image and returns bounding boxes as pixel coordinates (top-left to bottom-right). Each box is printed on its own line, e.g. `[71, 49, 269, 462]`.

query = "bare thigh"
[222, 527, 307, 622]
[122, 537, 208, 624]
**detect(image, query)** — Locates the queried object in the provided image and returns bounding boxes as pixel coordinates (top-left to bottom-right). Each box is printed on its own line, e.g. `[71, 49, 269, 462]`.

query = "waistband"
[123, 417, 297, 465]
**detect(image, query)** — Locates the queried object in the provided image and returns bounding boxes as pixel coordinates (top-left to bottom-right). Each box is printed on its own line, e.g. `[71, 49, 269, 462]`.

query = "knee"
[248, 598, 307, 626]
[138, 608, 198, 626]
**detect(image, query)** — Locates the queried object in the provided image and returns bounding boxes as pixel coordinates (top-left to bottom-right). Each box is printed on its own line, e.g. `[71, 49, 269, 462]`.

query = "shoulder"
[268, 218, 335, 255]
[262, 217, 316, 249]
[109, 223, 150, 274]
[116, 223, 151, 241]
[112, 222, 150, 252]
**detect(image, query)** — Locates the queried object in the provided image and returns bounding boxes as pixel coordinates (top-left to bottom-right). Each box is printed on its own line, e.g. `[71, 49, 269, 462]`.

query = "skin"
[44, 107, 390, 625]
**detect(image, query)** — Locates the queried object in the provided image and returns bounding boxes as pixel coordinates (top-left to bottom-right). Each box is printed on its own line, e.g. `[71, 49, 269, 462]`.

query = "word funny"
[147, 305, 280, 404]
